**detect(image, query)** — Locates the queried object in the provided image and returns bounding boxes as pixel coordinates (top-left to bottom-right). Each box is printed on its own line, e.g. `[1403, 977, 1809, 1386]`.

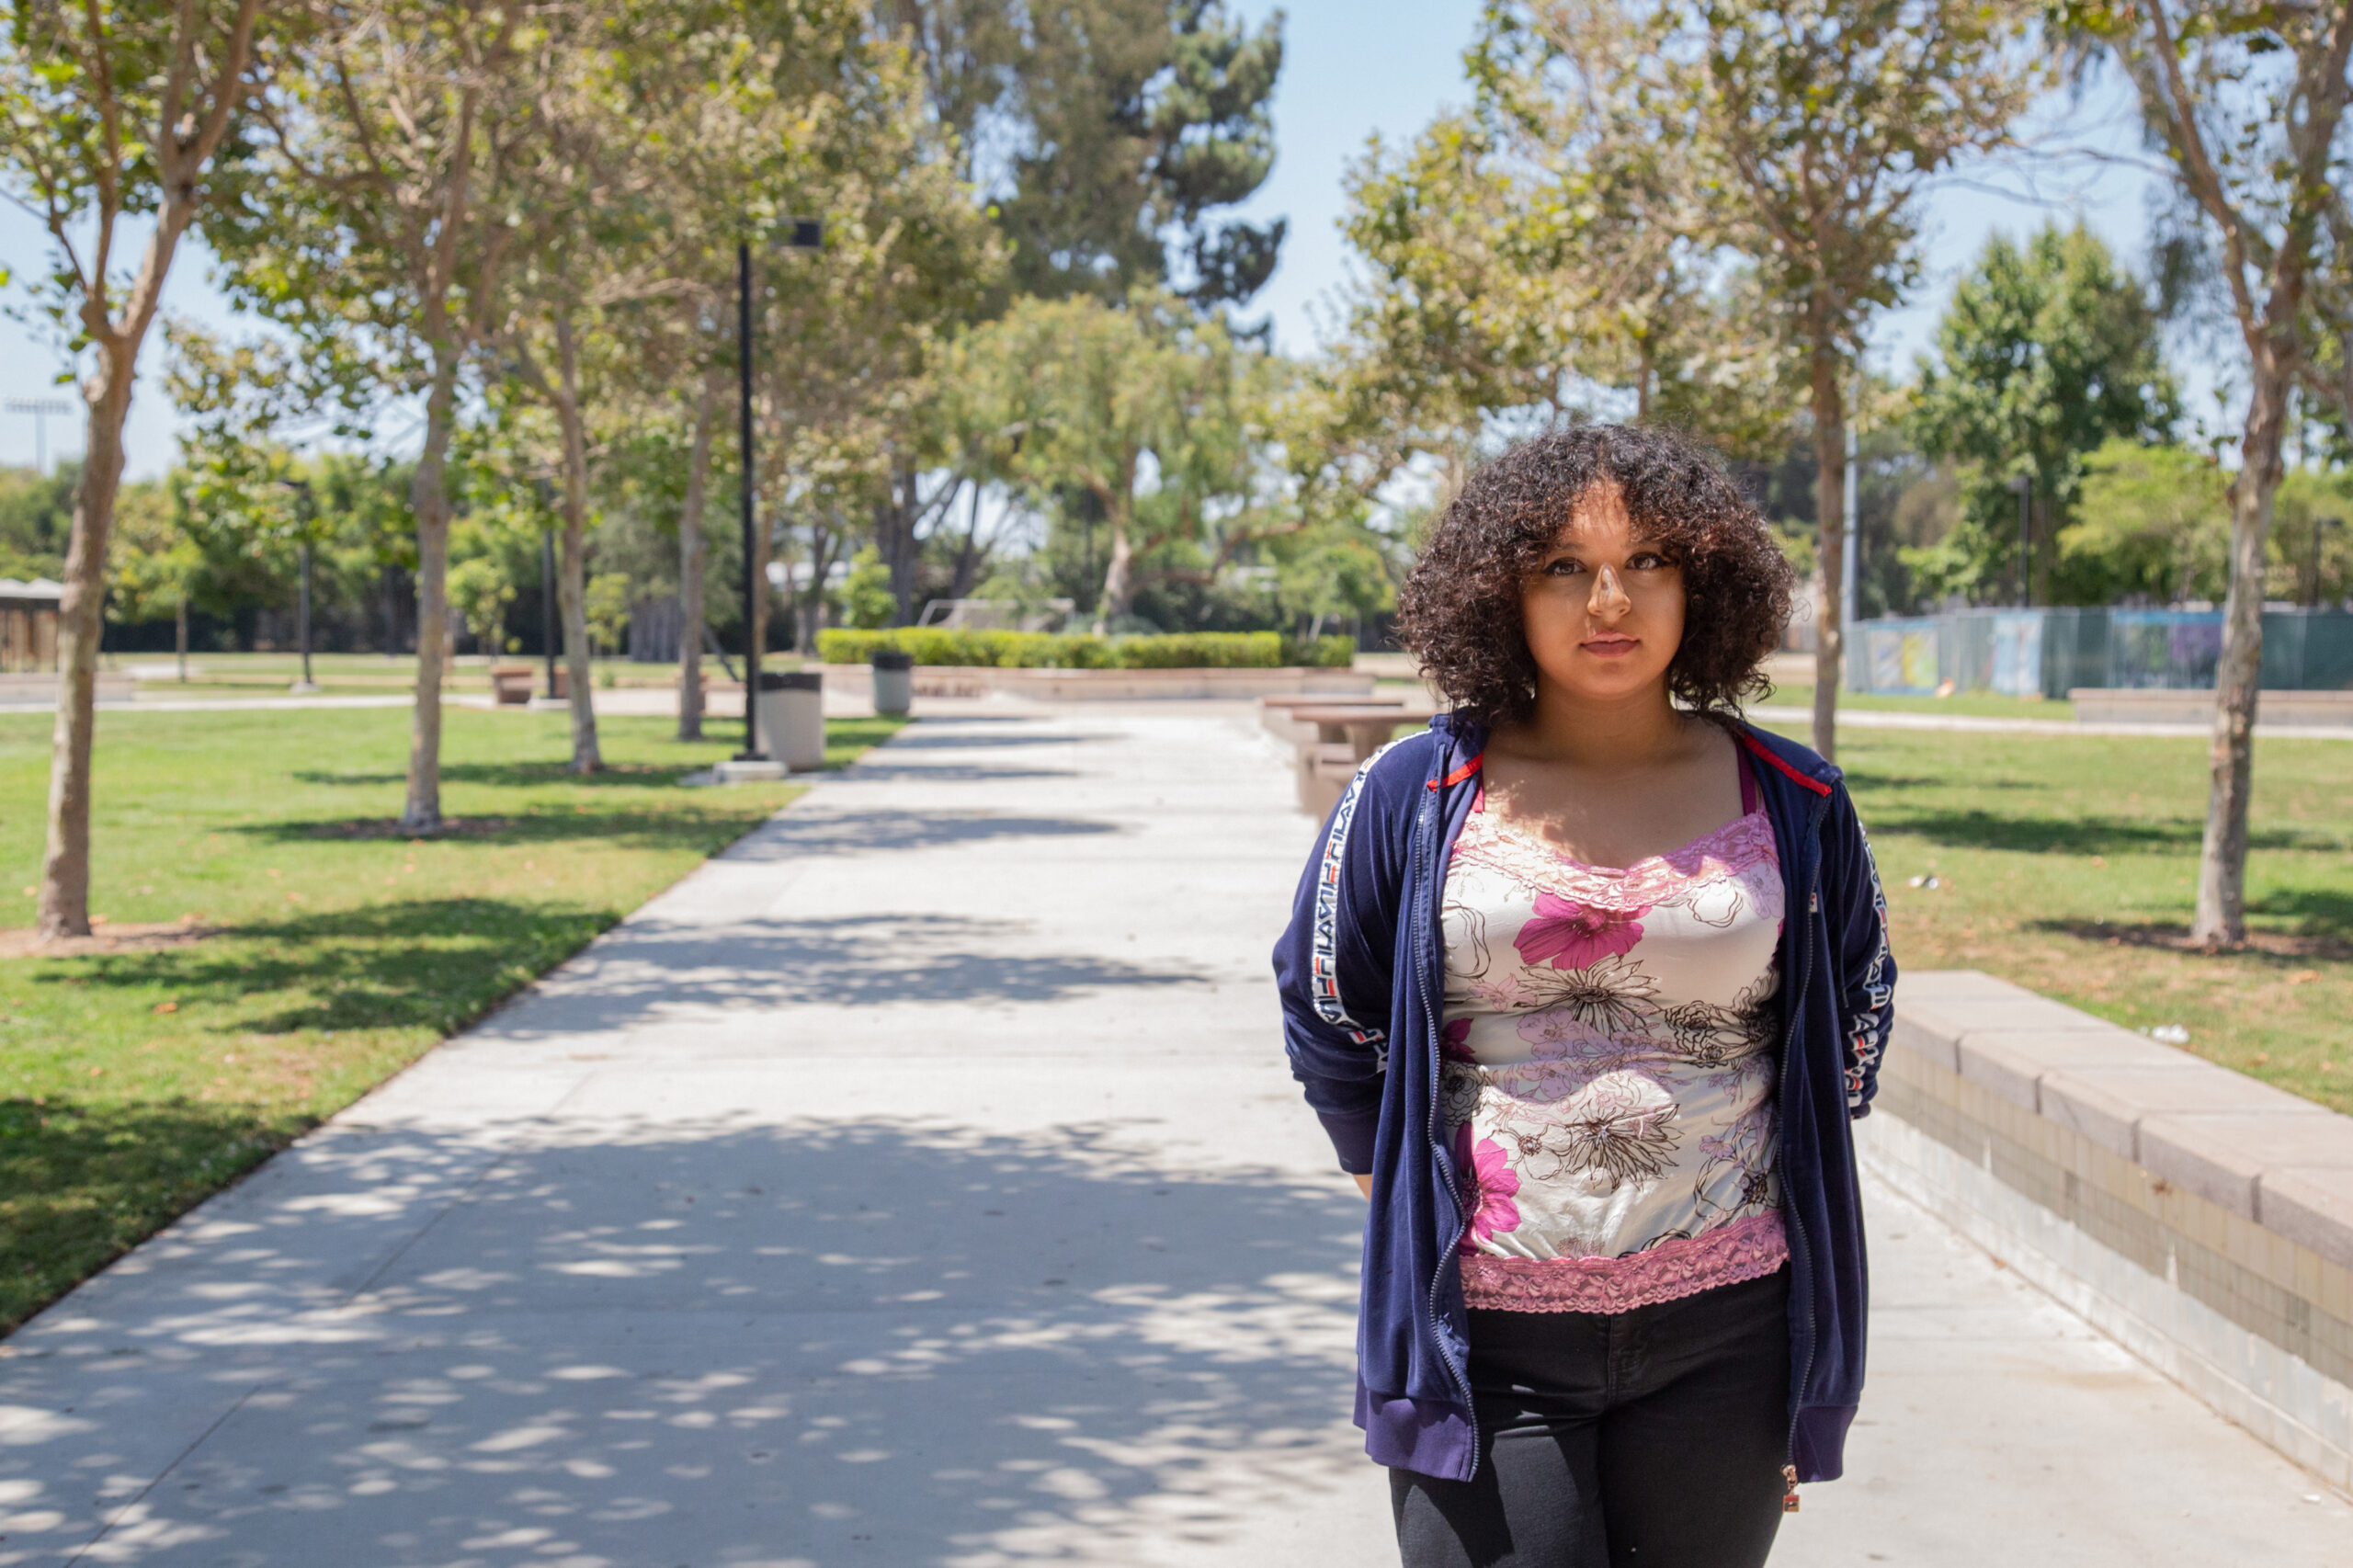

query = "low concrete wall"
[2070, 687, 2353, 727]
[816, 664, 1374, 703]
[1871, 971, 2353, 1488]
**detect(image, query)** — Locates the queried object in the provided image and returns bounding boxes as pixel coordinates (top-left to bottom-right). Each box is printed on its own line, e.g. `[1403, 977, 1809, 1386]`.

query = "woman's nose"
[1588, 563, 1631, 618]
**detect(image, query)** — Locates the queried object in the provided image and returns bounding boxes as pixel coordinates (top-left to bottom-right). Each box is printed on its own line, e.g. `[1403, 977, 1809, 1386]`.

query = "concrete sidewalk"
[0, 704, 2345, 1565]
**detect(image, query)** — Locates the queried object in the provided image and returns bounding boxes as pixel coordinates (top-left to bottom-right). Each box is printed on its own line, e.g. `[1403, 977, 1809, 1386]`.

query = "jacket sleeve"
[1822, 779, 1896, 1119]
[1271, 752, 1409, 1174]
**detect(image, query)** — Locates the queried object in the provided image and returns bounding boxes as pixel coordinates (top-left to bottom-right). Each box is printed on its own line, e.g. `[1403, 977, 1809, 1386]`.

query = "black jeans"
[1391, 1267, 1791, 1568]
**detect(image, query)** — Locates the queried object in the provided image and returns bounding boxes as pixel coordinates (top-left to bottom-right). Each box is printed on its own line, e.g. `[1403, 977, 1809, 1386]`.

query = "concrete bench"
[2070, 687, 2353, 728]
[489, 666, 538, 706]
[1874, 971, 2353, 1488]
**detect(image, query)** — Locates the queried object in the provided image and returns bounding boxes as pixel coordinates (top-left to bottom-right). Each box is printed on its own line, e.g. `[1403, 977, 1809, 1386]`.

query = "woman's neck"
[1494, 677, 1694, 774]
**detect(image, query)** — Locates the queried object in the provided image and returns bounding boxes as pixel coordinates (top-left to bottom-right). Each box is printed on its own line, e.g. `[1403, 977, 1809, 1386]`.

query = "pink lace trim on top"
[1452, 803, 1779, 910]
[1460, 1210, 1789, 1314]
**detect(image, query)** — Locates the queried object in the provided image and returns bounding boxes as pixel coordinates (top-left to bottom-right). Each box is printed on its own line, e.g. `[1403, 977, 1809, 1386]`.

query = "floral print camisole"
[1439, 753, 1788, 1313]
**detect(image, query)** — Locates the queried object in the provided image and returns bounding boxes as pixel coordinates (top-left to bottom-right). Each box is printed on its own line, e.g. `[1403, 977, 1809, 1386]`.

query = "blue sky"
[0, 1, 2178, 480]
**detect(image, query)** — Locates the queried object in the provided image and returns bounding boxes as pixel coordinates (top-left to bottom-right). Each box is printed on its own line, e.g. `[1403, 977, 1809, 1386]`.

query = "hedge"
[813, 628, 1356, 669]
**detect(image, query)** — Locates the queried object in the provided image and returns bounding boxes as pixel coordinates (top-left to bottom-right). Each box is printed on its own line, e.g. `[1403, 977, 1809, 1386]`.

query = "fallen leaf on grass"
[152, 1001, 178, 1014]
[2288, 970, 2320, 985]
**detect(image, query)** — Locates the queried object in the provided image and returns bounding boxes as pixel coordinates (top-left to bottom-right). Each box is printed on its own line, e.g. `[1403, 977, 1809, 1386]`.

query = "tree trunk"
[37, 341, 136, 938]
[878, 468, 922, 627]
[1096, 507, 1135, 633]
[553, 314, 601, 774]
[175, 598, 188, 681]
[799, 524, 837, 655]
[2190, 353, 2290, 948]
[403, 358, 461, 835]
[948, 480, 987, 600]
[676, 371, 722, 741]
[1809, 347, 1846, 764]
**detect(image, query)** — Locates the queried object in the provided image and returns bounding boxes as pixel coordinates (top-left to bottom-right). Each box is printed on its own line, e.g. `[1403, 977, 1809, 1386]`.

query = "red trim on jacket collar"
[1740, 732, 1833, 796]
[1427, 752, 1484, 790]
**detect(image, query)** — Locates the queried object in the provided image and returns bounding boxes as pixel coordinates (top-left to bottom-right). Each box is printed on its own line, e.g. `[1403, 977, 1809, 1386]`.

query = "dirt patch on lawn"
[0, 920, 222, 960]
[2047, 920, 2353, 965]
[301, 816, 516, 840]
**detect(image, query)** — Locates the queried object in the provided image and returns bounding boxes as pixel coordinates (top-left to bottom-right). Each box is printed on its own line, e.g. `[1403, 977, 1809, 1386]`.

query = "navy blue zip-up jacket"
[1272, 713, 1894, 1485]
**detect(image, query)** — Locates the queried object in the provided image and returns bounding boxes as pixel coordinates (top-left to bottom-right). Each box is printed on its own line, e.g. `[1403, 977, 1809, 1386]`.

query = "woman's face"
[1518, 482, 1685, 708]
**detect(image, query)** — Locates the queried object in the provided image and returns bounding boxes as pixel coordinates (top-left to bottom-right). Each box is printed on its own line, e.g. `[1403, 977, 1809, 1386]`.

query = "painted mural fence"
[1848, 608, 2353, 699]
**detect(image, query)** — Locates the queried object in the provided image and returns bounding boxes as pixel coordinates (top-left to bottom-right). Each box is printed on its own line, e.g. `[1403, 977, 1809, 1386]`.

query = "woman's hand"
[1353, 1173, 1373, 1199]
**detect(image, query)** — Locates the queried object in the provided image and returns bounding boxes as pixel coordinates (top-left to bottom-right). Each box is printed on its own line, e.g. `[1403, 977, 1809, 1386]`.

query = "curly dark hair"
[1395, 424, 1794, 727]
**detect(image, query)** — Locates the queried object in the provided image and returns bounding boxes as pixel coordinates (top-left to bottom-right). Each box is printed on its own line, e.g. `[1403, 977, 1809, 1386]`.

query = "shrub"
[1283, 634, 1358, 668]
[813, 628, 1344, 670]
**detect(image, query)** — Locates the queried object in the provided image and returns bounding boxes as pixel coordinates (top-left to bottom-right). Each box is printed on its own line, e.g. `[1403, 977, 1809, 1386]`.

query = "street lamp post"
[535, 477, 558, 699]
[5, 399, 74, 475]
[2008, 473, 2033, 609]
[278, 478, 319, 692]
[735, 220, 824, 762]
[2313, 516, 2343, 608]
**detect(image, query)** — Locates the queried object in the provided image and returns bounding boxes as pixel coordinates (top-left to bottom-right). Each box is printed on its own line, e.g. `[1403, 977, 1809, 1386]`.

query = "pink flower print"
[1514, 892, 1650, 971]
[1454, 1122, 1521, 1253]
[1441, 1017, 1476, 1062]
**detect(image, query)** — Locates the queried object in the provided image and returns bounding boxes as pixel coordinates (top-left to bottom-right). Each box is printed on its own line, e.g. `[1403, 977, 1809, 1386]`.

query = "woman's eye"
[1544, 558, 1584, 575]
[1629, 552, 1670, 570]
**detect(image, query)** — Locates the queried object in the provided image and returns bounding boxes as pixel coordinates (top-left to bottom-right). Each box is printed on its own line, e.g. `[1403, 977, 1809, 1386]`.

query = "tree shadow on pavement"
[880, 730, 1101, 750]
[485, 913, 1211, 1038]
[0, 1117, 1377, 1567]
[718, 808, 1125, 862]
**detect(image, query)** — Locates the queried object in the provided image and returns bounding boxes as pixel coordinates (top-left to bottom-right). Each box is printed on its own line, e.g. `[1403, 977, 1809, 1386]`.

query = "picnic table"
[1285, 702, 1436, 764]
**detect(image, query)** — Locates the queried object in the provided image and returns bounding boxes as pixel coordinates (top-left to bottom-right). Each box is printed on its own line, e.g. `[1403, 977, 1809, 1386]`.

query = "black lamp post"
[535, 476, 558, 699]
[2008, 473, 2033, 609]
[277, 477, 318, 691]
[2307, 515, 2342, 608]
[736, 220, 824, 761]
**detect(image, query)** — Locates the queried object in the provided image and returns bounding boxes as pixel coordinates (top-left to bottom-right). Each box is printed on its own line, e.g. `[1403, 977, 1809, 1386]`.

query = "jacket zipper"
[1414, 783, 1477, 1471]
[1776, 788, 1830, 1490]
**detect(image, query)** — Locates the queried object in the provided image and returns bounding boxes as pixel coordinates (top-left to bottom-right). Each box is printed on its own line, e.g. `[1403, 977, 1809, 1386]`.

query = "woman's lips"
[1581, 634, 1639, 658]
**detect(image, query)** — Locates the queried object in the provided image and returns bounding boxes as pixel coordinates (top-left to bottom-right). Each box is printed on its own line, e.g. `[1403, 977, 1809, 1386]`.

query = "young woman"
[1274, 425, 1894, 1568]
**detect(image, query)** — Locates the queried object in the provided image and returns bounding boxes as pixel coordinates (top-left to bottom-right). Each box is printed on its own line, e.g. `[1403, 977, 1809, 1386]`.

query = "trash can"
[756, 670, 825, 771]
[870, 648, 914, 717]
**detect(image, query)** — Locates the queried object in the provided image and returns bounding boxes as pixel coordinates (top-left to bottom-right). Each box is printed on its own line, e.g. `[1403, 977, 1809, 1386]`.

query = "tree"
[1649, 0, 2035, 757]
[108, 484, 202, 680]
[742, 32, 1002, 633]
[585, 572, 631, 655]
[2060, 437, 2234, 603]
[884, 0, 1287, 307]
[213, 0, 539, 833]
[448, 556, 517, 655]
[0, 0, 267, 937]
[2066, 0, 2353, 945]
[969, 290, 1267, 626]
[1906, 223, 2180, 603]
[482, 0, 790, 772]
[1313, 40, 1800, 511]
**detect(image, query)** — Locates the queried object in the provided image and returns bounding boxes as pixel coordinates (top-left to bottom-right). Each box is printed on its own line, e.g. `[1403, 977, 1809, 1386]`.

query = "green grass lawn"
[116, 650, 784, 697]
[1746, 719, 2353, 1113]
[1760, 682, 2076, 722]
[1372, 677, 2078, 722]
[0, 706, 901, 1331]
